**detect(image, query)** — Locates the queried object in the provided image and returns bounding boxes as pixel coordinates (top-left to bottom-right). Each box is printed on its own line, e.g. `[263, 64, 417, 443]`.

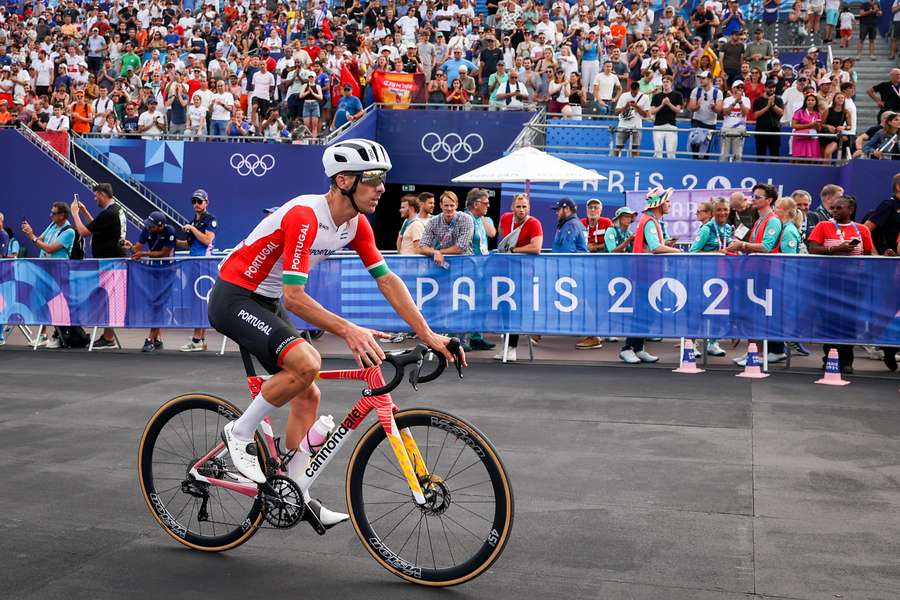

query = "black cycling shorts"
[208, 279, 305, 374]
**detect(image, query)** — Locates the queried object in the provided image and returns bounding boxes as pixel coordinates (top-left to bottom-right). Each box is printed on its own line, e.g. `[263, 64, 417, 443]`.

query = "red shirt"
[304, 45, 322, 61]
[499, 212, 543, 248]
[186, 78, 202, 100]
[807, 220, 874, 255]
[581, 216, 613, 249]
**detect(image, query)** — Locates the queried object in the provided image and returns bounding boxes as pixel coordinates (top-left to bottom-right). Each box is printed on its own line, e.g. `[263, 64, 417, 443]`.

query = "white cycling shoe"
[222, 421, 266, 484]
[305, 498, 350, 528]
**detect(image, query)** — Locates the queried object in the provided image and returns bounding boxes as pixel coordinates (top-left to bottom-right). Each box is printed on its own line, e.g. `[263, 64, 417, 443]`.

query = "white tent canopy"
[451, 146, 604, 185]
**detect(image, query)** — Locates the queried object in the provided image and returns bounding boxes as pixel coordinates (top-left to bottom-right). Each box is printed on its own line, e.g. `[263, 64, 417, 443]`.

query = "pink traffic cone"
[674, 340, 705, 374]
[736, 343, 769, 379]
[816, 349, 851, 386]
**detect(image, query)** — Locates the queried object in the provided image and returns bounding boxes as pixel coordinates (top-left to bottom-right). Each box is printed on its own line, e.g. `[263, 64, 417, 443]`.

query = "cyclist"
[208, 138, 464, 527]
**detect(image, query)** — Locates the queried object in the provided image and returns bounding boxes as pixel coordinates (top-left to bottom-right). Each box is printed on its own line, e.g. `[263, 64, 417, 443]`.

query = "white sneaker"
[605, 337, 619, 342]
[221, 421, 266, 484]
[35, 334, 48, 347]
[179, 339, 207, 352]
[706, 341, 726, 357]
[493, 348, 517, 362]
[619, 349, 640, 364]
[45, 336, 61, 349]
[862, 345, 884, 360]
[636, 350, 659, 363]
[767, 353, 787, 364]
[733, 354, 747, 367]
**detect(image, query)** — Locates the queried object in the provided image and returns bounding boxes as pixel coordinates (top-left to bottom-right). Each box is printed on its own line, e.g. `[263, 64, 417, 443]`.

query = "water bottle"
[300, 414, 335, 455]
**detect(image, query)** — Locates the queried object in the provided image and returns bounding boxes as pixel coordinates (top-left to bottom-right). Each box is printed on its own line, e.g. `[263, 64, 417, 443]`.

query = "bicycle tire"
[346, 408, 514, 586]
[138, 393, 268, 552]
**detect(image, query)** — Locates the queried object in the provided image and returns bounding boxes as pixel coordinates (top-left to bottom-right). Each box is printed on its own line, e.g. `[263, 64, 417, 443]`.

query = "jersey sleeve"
[690, 223, 711, 252]
[161, 226, 177, 250]
[779, 225, 801, 253]
[604, 228, 618, 252]
[860, 224, 875, 253]
[350, 215, 391, 278]
[281, 204, 320, 286]
[759, 218, 782, 251]
[643, 219, 661, 251]
[138, 227, 150, 245]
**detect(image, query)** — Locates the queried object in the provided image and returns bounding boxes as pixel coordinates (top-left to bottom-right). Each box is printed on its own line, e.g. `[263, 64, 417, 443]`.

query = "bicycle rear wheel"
[138, 393, 268, 552]
[346, 408, 513, 586]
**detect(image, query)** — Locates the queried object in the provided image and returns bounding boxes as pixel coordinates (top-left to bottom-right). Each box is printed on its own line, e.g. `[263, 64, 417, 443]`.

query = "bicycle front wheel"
[346, 408, 513, 586]
[138, 393, 268, 552]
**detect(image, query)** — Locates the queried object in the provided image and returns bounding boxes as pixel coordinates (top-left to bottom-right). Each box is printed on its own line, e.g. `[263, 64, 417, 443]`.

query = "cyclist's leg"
[286, 382, 321, 451]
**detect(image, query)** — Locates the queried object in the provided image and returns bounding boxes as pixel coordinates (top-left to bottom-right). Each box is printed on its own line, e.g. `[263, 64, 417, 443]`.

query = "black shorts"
[207, 279, 305, 374]
[860, 23, 878, 41]
[251, 97, 271, 115]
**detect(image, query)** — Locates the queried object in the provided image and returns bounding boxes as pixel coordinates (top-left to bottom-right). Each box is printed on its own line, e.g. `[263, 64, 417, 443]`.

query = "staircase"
[15, 126, 144, 230]
[71, 134, 191, 228]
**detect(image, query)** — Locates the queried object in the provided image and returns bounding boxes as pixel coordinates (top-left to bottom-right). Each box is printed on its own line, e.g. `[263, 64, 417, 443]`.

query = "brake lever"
[447, 338, 464, 380]
[407, 355, 424, 390]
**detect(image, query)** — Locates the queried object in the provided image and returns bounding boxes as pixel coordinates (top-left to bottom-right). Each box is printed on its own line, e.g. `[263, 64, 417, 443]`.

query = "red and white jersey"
[219, 194, 389, 298]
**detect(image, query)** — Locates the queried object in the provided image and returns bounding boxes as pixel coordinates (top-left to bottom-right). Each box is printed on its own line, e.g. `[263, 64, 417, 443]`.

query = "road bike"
[137, 342, 513, 586]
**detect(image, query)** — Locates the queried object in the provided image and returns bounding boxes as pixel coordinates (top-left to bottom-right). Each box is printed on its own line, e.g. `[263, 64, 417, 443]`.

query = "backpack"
[60, 224, 85, 260]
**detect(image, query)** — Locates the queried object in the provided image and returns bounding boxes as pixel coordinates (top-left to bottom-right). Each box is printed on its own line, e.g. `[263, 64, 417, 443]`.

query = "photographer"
[299, 70, 324, 138]
[21, 202, 78, 259]
[614, 80, 650, 157]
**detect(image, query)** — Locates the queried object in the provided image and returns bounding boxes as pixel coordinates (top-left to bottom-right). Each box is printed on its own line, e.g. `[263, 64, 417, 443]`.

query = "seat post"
[239, 347, 257, 377]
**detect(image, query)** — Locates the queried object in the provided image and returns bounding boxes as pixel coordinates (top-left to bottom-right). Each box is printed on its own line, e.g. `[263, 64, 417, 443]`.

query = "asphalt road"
[2, 349, 899, 600]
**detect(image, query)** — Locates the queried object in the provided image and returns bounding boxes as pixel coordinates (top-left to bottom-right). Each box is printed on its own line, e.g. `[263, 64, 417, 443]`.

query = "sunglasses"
[358, 170, 387, 186]
[191, 198, 206, 204]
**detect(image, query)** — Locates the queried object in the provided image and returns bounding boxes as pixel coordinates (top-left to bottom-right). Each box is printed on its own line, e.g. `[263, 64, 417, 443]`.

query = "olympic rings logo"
[420, 133, 484, 163]
[229, 153, 275, 177]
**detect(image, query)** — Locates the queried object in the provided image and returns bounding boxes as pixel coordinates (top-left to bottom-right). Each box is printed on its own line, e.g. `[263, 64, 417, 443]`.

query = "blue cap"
[144, 211, 166, 228]
[551, 198, 577, 212]
[191, 188, 208, 201]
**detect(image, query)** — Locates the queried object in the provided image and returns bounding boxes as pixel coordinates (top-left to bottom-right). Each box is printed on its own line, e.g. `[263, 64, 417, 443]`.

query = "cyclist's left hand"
[422, 332, 467, 368]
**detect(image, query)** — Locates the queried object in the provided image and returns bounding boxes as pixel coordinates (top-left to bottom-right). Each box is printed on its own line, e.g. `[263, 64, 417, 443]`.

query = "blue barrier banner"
[377, 109, 535, 185]
[2, 255, 898, 345]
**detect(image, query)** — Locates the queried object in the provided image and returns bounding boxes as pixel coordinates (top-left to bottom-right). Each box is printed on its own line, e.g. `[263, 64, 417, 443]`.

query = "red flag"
[340, 63, 360, 98]
[321, 18, 333, 40]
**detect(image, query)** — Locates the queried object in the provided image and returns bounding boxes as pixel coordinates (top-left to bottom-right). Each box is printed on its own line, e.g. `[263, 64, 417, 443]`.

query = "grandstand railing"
[73, 133, 191, 226]
[14, 125, 144, 229]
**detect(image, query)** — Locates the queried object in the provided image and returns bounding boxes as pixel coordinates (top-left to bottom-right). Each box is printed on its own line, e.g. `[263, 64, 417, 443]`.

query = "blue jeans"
[209, 119, 229, 137]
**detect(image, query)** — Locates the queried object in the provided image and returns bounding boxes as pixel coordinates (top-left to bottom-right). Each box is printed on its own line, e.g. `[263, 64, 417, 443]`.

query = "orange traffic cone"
[736, 343, 769, 379]
[815, 349, 851, 386]
[673, 339, 705, 374]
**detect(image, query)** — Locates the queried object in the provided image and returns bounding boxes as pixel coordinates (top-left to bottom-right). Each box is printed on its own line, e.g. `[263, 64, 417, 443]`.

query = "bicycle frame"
[187, 366, 431, 505]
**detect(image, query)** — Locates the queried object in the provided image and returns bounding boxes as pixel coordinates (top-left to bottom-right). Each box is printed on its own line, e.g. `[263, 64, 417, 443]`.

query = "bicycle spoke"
[438, 514, 456, 565]
[441, 512, 484, 542]
[366, 462, 407, 482]
[378, 446, 405, 479]
[430, 430, 451, 474]
[443, 444, 467, 482]
[450, 479, 492, 493]
[398, 512, 424, 556]
[444, 459, 482, 482]
[452, 501, 493, 524]
[425, 512, 437, 570]
[368, 500, 410, 526]
[381, 504, 418, 542]
[362, 482, 411, 498]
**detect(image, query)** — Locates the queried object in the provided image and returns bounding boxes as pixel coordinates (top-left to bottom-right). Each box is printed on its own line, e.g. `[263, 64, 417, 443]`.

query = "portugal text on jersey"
[219, 195, 389, 298]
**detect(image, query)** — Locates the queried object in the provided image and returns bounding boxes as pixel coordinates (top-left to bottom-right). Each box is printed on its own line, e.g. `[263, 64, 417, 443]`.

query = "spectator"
[863, 173, 900, 256]
[791, 188, 815, 241]
[0, 211, 10, 258]
[496, 69, 529, 109]
[419, 191, 474, 269]
[791, 94, 823, 162]
[70, 183, 126, 349]
[166, 78, 189, 136]
[857, 0, 882, 61]
[177, 189, 217, 352]
[396, 194, 425, 255]
[720, 80, 750, 162]
[186, 95, 207, 139]
[21, 202, 78, 260]
[582, 198, 614, 253]
[333, 84, 364, 129]
[863, 112, 900, 159]
[726, 183, 782, 255]
[753, 79, 785, 161]
[719, 30, 744, 86]
[621, 187, 680, 364]
[0, 99, 11, 125]
[299, 71, 324, 138]
[137, 97, 166, 139]
[775, 196, 804, 254]
[808, 195, 876, 373]
[650, 76, 683, 159]
[690, 197, 732, 357]
[494, 193, 544, 362]
[249, 62, 276, 131]
[604, 207, 636, 253]
[227, 109, 252, 137]
[821, 92, 852, 160]
[744, 29, 774, 74]
[551, 198, 587, 253]
[123, 211, 176, 353]
[463, 188, 497, 352]
[208, 80, 234, 138]
[687, 71, 723, 159]
[418, 192, 436, 220]
[46, 104, 70, 132]
[592, 60, 621, 116]
[121, 102, 140, 135]
[614, 80, 650, 157]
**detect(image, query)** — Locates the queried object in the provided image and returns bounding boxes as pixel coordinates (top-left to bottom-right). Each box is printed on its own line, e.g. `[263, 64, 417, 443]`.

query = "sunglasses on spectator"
[358, 170, 387, 186]
[191, 198, 206, 205]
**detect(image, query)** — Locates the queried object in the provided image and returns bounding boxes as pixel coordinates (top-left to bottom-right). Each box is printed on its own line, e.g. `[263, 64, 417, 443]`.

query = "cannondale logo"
[648, 278, 688, 314]
[229, 153, 275, 177]
[420, 133, 484, 163]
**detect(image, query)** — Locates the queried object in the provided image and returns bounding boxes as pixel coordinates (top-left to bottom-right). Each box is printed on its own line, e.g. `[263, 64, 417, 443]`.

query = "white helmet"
[323, 139, 392, 178]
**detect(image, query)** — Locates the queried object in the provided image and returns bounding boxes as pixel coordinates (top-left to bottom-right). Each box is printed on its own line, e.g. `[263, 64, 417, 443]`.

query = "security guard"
[178, 188, 217, 352]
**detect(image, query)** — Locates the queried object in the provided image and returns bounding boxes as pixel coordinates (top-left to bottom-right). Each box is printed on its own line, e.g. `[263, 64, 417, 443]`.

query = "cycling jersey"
[219, 194, 390, 298]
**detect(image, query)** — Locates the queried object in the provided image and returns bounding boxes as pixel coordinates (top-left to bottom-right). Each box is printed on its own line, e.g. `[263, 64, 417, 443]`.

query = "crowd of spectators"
[0, 0, 898, 157]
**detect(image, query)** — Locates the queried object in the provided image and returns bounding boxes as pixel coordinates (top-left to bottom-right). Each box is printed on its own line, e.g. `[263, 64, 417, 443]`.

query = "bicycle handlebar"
[364, 338, 463, 397]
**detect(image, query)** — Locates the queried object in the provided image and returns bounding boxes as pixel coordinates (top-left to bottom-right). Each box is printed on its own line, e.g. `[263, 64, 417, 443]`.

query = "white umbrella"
[451, 146, 604, 195]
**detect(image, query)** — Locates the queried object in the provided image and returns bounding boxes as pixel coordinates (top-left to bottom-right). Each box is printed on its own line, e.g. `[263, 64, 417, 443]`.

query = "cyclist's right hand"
[342, 323, 388, 368]
[422, 332, 467, 368]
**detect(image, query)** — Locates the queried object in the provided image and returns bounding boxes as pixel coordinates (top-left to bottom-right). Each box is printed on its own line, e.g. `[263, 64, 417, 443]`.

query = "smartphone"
[849, 238, 861, 246]
[74, 192, 80, 203]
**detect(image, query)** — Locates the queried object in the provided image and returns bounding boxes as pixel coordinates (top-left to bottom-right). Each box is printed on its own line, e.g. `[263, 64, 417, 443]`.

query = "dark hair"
[752, 183, 778, 204]
[93, 182, 114, 198]
[835, 194, 856, 212]
[400, 194, 420, 211]
[52, 201, 69, 218]
[418, 191, 435, 203]
[893, 173, 900, 191]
